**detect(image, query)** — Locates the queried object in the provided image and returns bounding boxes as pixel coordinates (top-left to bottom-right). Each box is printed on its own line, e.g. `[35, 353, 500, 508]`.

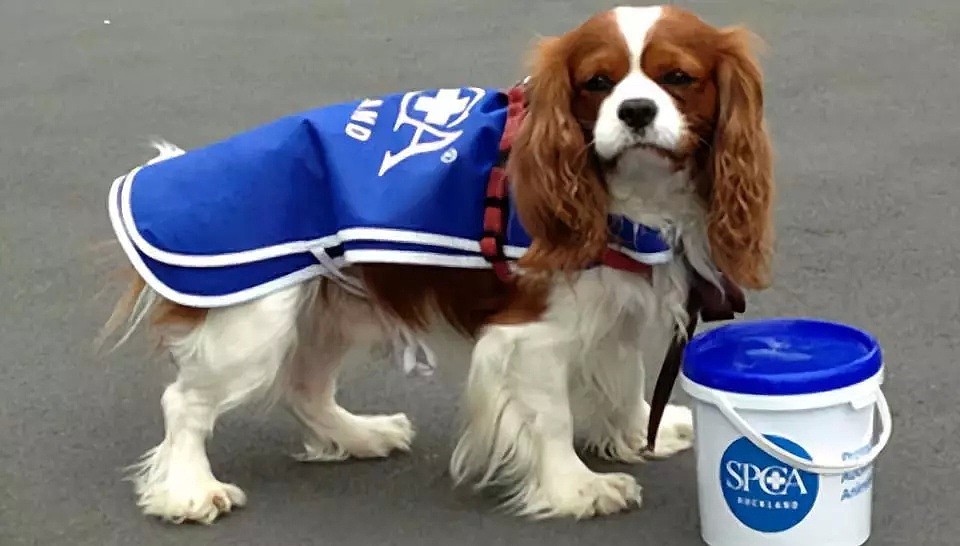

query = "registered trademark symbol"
[440, 148, 458, 164]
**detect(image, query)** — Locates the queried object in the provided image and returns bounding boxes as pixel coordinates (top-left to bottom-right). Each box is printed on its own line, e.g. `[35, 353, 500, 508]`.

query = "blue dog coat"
[108, 86, 673, 309]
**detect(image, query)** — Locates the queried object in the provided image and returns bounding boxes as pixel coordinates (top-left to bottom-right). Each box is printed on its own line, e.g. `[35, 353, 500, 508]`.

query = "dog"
[99, 4, 774, 524]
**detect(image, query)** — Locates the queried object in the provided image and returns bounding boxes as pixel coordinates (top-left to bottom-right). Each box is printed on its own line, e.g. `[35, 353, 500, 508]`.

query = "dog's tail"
[95, 271, 158, 353]
[94, 140, 189, 353]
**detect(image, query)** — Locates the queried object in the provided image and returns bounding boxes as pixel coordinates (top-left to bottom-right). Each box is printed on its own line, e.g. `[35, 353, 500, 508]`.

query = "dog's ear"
[507, 36, 609, 272]
[706, 28, 775, 290]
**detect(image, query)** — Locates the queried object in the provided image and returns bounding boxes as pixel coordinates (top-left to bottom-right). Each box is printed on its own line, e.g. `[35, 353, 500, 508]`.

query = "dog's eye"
[660, 69, 697, 86]
[583, 75, 615, 92]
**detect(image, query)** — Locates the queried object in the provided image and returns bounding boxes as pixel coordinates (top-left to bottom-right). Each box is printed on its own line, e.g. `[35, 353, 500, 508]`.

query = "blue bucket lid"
[682, 318, 882, 396]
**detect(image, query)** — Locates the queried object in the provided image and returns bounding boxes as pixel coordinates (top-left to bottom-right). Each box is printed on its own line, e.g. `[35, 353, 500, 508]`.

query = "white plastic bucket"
[680, 318, 892, 546]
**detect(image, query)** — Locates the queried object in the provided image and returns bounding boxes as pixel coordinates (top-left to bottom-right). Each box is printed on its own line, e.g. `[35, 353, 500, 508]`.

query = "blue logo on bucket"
[720, 435, 819, 533]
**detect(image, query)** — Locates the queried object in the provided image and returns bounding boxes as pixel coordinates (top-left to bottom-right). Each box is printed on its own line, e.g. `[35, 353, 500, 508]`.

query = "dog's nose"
[617, 98, 658, 130]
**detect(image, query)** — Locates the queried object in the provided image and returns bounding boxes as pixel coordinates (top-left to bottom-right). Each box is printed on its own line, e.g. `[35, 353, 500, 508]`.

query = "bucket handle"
[713, 389, 892, 475]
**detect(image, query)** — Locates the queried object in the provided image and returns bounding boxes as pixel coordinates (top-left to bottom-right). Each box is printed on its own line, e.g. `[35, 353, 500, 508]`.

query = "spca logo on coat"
[344, 87, 486, 176]
[720, 435, 820, 533]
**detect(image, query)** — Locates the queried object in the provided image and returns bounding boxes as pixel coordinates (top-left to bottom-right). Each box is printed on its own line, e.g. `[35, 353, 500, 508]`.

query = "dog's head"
[507, 5, 775, 289]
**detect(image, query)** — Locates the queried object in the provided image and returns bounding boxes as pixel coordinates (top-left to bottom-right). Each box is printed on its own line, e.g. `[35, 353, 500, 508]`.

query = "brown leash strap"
[646, 273, 745, 453]
[646, 290, 701, 452]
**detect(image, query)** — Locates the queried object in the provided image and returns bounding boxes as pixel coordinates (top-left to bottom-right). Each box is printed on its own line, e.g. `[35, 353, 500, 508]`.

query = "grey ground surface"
[2, 0, 958, 544]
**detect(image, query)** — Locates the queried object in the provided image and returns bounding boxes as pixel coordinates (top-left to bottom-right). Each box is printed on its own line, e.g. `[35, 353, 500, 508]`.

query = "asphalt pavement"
[2, 0, 958, 544]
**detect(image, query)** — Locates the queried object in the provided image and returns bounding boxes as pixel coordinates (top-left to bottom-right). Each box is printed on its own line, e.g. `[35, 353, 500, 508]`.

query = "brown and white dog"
[101, 4, 774, 523]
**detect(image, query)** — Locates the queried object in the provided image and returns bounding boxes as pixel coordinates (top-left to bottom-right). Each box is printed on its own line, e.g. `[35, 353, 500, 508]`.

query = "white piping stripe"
[338, 227, 482, 252]
[119, 166, 341, 268]
[117, 164, 673, 272]
[109, 173, 341, 308]
[111, 175, 516, 307]
[504, 245, 526, 259]
[108, 158, 674, 307]
[342, 249, 493, 269]
[118, 166, 511, 268]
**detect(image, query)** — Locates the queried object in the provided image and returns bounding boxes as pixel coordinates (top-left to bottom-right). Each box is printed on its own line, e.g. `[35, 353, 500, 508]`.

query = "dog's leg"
[574, 319, 650, 463]
[285, 285, 413, 462]
[451, 320, 642, 519]
[130, 284, 307, 524]
[575, 337, 693, 462]
[576, 307, 693, 462]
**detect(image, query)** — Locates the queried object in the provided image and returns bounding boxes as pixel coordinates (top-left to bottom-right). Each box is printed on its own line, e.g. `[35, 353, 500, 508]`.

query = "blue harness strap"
[108, 85, 673, 308]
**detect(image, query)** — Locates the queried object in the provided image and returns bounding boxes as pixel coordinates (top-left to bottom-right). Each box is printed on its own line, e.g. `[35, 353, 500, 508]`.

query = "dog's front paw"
[524, 471, 642, 519]
[646, 404, 694, 459]
[137, 478, 247, 524]
[585, 428, 648, 464]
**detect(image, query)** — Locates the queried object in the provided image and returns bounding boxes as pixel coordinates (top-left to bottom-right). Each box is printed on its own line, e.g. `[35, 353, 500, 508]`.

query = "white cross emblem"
[765, 471, 787, 491]
[377, 87, 486, 176]
[413, 89, 470, 126]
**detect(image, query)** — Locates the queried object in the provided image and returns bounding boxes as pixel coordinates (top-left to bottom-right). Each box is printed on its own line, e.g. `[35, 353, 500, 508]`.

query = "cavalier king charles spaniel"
[100, 4, 774, 523]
